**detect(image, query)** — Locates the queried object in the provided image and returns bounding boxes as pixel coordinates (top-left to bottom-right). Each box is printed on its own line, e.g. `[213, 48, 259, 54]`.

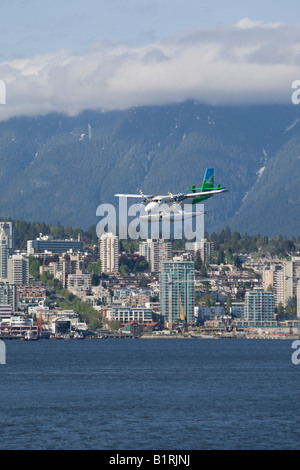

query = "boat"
[23, 330, 38, 341]
[190, 333, 218, 339]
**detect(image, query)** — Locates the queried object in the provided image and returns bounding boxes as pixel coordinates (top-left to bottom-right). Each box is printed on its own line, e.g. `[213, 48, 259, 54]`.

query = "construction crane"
[38, 301, 43, 338]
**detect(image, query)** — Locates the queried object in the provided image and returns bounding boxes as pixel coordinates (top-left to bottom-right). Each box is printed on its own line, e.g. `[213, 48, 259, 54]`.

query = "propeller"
[139, 189, 146, 207]
[168, 192, 185, 203]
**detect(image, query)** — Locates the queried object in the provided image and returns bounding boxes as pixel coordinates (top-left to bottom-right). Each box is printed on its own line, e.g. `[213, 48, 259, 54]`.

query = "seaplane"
[115, 168, 228, 221]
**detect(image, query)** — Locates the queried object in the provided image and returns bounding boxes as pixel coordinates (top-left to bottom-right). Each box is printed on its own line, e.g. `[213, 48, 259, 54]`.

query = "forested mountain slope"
[0, 101, 299, 235]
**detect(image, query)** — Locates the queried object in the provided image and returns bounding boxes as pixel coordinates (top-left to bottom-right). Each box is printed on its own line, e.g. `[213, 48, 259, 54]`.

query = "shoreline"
[1, 332, 300, 341]
[140, 334, 300, 340]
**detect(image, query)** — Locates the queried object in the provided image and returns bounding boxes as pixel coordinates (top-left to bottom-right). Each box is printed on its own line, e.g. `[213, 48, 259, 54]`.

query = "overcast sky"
[0, 0, 300, 120]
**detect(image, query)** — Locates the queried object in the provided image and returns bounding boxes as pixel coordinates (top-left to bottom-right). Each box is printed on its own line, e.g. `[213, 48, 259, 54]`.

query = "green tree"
[234, 255, 242, 268]
[217, 250, 225, 265]
[139, 276, 149, 287]
[276, 302, 284, 316]
[202, 293, 214, 307]
[87, 260, 102, 275]
[285, 296, 297, 316]
[225, 249, 233, 264]
[194, 251, 202, 271]
[226, 293, 232, 313]
[40, 270, 53, 285]
[199, 264, 207, 278]
[136, 259, 149, 272]
[110, 320, 122, 331]
[120, 264, 130, 275]
[120, 240, 139, 253]
[29, 257, 41, 277]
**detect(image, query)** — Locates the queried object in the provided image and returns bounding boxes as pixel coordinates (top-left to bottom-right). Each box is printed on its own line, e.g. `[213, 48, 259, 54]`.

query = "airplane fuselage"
[142, 199, 202, 222]
[145, 200, 160, 213]
[192, 193, 213, 204]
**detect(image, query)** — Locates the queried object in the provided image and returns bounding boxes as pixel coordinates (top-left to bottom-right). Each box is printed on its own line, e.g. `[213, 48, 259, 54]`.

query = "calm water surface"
[0, 338, 299, 450]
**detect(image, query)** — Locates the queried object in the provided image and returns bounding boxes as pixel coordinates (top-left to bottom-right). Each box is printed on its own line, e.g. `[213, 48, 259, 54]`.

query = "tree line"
[8, 217, 299, 258]
[6, 218, 99, 250]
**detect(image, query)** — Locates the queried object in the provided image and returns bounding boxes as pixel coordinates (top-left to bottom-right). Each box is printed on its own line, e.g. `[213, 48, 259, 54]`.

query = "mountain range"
[0, 100, 299, 236]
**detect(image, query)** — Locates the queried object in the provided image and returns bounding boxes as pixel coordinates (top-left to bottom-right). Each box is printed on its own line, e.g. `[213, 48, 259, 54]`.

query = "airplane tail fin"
[201, 168, 214, 192]
[188, 168, 215, 193]
[187, 167, 227, 203]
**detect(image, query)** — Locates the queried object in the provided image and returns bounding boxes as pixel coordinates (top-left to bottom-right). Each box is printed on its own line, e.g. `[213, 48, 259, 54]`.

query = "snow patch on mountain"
[284, 118, 300, 133]
[257, 166, 265, 180]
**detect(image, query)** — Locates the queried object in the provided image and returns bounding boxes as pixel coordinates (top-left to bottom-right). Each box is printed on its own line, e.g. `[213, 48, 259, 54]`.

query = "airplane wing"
[183, 188, 228, 198]
[115, 193, 154, 199]
[115, 193, 172, 201]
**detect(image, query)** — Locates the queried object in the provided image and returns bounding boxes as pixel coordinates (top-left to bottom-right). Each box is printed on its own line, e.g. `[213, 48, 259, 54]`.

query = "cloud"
[236, 17, 285, 29]
[0, 18, 299, 120]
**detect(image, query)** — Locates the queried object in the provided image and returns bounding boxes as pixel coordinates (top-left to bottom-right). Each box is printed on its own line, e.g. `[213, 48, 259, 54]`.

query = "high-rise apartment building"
[284, 257, 300, 306]
[262, 264, 285, 307]
[38, 252, 85, 287]
[0, 222, 14, 254]
[60, 252, 85, 288]
[160, 261, 195, 327]
[0, 223, 18, 312]
[0, 282, 17, 312]
[7, 255, 29, 285]
[139, 239, 172, 272]
[244, 288, 275, 322]
[0, 225, 10, 280]
[262, 258, 300, 309]
[194, 238, 214, 263]
[139, 240, 151, 263]
[297, 280, 300, 319]
[99, 233, 119, 273]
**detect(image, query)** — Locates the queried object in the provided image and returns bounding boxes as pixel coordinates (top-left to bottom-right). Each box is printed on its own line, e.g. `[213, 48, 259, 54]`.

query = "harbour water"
[0, 338, 299, 450]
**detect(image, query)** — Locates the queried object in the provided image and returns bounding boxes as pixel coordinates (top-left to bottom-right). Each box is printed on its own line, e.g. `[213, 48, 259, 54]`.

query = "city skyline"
[3, 219, 300, 322]
[1, 1, 299, 453]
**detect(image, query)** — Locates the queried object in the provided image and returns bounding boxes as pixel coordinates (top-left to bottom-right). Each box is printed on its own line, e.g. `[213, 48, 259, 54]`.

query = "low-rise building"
[121, 321, 143, 336]
[67, 273, 91, 291]
[27, 234, 82, 255]
[107, 306, 153, 324]
[0, 304, 13, 320]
